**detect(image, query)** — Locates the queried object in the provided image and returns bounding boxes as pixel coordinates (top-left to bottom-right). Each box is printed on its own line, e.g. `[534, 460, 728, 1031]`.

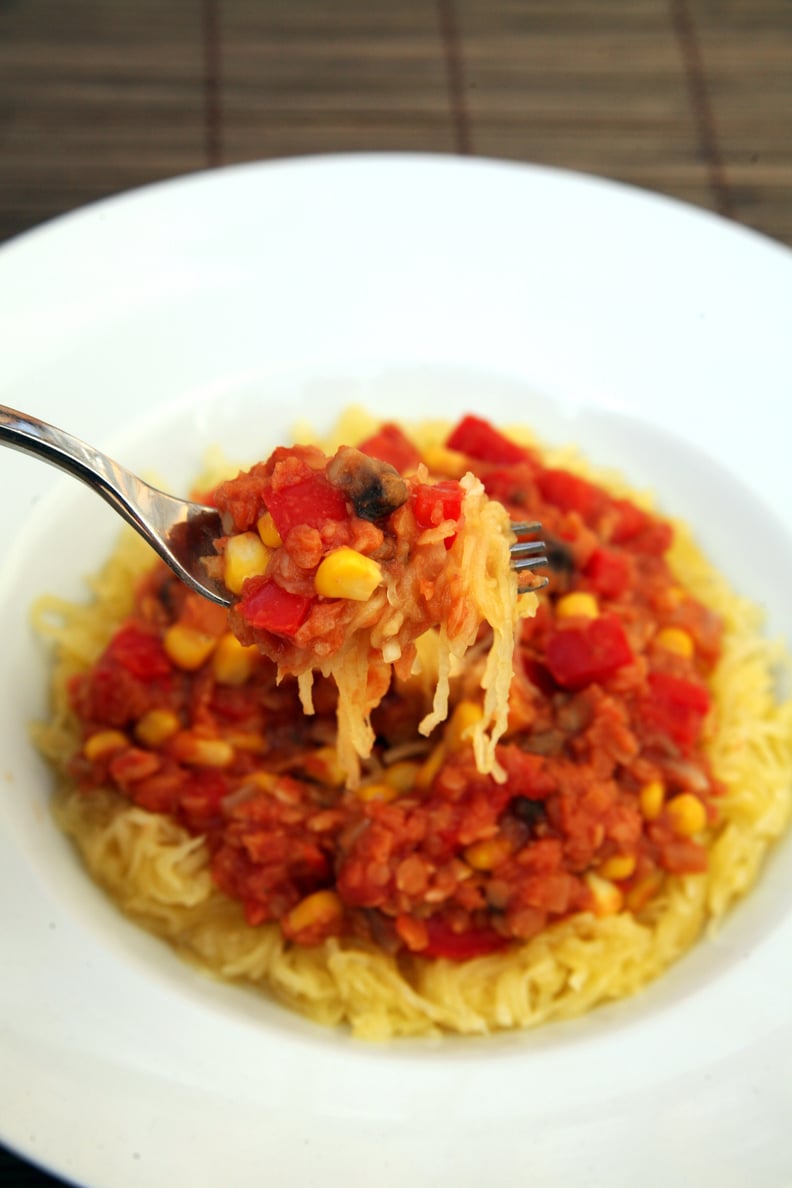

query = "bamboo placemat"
[1, 1, 790, 1184]
[1, 0, 791, 246]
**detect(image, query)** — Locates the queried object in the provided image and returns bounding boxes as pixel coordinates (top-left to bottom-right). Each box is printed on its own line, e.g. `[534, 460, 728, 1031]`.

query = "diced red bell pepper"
[445, 415, 526, 465]
[640, 671, 711, 749]
[421, 918, 509, 961]
[106, 623, 172, 680]
[265, 473, 348, 539]
[545, 614, 634, 690]
[583, 547, 630, 598]
[238, 577, 312, 637]
[358, 423, 421, 473]
[537, 468, 605, 520]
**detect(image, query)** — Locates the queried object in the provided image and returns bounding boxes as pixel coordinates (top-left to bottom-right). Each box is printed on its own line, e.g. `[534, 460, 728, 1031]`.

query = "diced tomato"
[265, 473, 348, 539]
[106, 623, 172, 680]
[108, 748, 161, 788]
[481, 463, 539, 511]
[238, 577, 313, 637]
[536, 468, 605, 520]
[413, 480, 464, 528]
[610, 499, 673, 555]
[640, 672, 711, 749]
[657, 837, 709, 875]
[358, 423, 421, 473]
[446, 415, 526, 465]
[180, 594, 229, 638]
[521, 656, 556, 697]
[610, 499, 646, 542]
[583, 547, 630, 598]
[421, 917, 509, 961]
[130, 769, 186, 816]
[212, 463, 269, 531]
[179, 770, 230, 831]
[545, 614, 634, 690]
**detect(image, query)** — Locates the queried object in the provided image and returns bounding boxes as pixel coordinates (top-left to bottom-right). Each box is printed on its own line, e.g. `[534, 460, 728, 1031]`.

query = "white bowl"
[1, 154, 791, 1188]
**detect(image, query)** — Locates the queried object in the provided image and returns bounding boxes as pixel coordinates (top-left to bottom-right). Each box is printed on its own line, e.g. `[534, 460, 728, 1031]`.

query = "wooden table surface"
[1, 0, 790, 1184]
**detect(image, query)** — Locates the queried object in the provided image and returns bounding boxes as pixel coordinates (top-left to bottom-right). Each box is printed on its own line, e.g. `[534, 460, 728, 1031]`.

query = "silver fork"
[510, 521, 549, 588]
[1, 404, 548, 606]
[0, 404, 232, 607]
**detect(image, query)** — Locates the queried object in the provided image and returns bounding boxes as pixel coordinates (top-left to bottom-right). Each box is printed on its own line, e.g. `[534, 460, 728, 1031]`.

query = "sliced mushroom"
[326, 446, 409, 522]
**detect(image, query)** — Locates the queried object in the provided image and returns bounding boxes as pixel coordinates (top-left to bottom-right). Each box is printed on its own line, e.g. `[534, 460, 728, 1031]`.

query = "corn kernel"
[212, 632, 257, 685]
[314, 547, 383, 601]
[654, 627, 695, 658]
[639, 779, 665, 821]
[421, 444, 468, 479]
[245, 771, 280, 793]
[598, 852, 637, 882]
[625, 870, 664, 913]
[383, 760, 420, 792]
[163, 623, 217, 671]
[257, 511, 283, 549]
[171, 733, 234, 767]
[464, 837, 512, 871]
[556, 591, 599, 620]
[666, 792, 707, 837]
[445, 699, 484, 752]
[83, 729, 127, 762]
[284, 889, 343, 935]
[224, 532, 270, 595]
[224, 730, 266, 754]
[134, 709, 180, 748]
[585, 872, 623, 916]
[302, 745, 346, 788]
[415, 743, 446, 790]
[356, 782, 399, 803]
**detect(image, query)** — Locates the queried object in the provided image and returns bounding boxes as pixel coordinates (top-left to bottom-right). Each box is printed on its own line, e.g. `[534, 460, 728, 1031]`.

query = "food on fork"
[32, 409, 792, 1039]
[204, 437, 536, 784]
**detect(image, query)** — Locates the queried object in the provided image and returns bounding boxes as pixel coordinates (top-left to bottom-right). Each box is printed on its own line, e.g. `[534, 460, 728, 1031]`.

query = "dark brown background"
[2, 0, 792, 250]
[1, 0, 790, 1184]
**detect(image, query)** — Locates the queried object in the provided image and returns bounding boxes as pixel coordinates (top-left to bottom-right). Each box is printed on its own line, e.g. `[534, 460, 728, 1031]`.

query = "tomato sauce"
[67, 416, 724, 960]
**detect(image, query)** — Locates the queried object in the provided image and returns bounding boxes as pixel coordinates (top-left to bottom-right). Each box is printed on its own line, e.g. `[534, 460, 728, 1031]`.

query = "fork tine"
[511, 555, 548, 573]
[509, 539, 547, 559]
[510, 520, 543, 536]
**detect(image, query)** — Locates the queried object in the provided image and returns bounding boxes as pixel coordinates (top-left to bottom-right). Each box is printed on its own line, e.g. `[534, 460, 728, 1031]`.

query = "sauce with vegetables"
[66, 415, 723, 960]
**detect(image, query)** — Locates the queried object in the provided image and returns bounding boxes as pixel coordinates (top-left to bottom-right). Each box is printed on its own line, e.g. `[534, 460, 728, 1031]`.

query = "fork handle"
[0, 403, 231, 606]
[0, 403, 144, 522]
[0, 402, 191, 540]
